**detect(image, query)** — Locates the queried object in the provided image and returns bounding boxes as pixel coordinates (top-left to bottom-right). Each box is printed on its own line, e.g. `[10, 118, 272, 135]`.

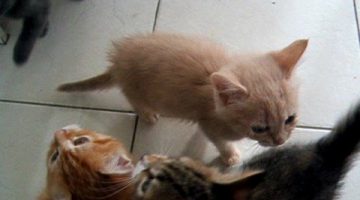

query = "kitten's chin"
[258, 141, 284, 147]
[258, 142, 273, 147]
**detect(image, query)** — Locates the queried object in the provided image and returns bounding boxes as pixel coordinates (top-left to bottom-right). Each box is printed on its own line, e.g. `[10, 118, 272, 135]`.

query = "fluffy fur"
[38, 125, 134, 200]
[58, 33, 308, 165]
[132, 154, 263, 200]
[132, 102, 360, 200]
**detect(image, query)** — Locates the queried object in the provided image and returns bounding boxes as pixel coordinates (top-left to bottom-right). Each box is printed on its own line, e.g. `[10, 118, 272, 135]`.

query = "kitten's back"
[113, 33, 230, 115]
[59, 33, 230, 118]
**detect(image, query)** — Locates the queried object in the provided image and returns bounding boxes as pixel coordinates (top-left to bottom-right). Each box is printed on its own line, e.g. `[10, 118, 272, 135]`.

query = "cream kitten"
[58, 33, 308, 165]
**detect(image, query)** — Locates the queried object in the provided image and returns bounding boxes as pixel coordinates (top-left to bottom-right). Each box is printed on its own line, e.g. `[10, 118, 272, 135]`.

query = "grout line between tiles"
[296, 125, 332, 131]
[353, 0, 360, 47]
[0, 101, 331, 131]
[152, 0, 161, 32]
[0, 99, 135, 114]
[130, 115, 139, 153]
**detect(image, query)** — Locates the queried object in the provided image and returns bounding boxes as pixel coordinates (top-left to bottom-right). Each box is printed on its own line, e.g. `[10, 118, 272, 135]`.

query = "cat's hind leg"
[132, 104, 159, 124]
[138, 109, 160, 124]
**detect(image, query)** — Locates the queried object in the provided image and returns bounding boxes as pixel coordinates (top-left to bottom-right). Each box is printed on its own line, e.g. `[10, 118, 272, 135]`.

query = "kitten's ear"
[270, 39, 308, 79]
[210, 73, 248, 106]
[212, 170, 265, 200]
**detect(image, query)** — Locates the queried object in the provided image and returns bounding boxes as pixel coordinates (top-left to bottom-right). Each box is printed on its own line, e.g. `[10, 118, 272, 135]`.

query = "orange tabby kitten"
[38, 125, 134, 200]
[58, 33, 308, 165]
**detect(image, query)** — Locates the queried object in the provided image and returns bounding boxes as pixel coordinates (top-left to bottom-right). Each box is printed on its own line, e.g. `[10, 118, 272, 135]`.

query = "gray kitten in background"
[0, 0, 81, 65]
[0, 0, 50, 65]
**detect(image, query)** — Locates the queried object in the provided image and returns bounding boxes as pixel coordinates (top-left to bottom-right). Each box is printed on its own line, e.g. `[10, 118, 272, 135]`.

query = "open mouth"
[104, 154, 134, 174]
[117, 155, 132, 168]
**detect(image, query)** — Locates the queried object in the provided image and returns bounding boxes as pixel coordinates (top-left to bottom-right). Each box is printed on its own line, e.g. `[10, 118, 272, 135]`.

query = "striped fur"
[133, 155, 263, 200]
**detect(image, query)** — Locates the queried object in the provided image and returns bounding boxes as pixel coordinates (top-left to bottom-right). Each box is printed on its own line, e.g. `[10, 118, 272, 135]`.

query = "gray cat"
[0, 0, 50, 65]
[133, 101, 360, 200]
[0, 0, 81, 65]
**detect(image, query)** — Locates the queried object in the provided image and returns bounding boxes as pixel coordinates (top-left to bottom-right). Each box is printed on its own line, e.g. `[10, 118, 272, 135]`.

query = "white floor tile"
[0, 102, 136, 200]
[132, 117, 359, 199]
[1, 1, 360, 199]
[155, 0, 360, 128]
[0, 0, 158, 111]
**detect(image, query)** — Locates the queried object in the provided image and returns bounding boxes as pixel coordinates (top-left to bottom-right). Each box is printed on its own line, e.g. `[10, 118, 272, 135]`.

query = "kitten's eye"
[73, 137, 90, 146]
[50, 150, 59, 162]
[251, 126, 269, 134]
[141, 178, 152, 193]
[285, 114, 296, 125]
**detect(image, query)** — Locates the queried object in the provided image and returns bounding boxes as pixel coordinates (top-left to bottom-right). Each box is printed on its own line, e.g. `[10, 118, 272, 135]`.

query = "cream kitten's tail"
[57, 72, 114, 92]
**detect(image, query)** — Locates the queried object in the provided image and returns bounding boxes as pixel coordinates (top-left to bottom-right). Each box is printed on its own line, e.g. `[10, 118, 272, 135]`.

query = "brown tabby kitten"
[57, 33, 308, 165]
[38, 125, 134, 200]
[132, 101, 360, 200]
[132, 154, 264, 200]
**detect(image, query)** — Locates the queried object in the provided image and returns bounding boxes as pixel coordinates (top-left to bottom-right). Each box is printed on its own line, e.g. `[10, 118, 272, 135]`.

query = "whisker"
[93, 179, 136, 199]
[76, 179, 135, 199]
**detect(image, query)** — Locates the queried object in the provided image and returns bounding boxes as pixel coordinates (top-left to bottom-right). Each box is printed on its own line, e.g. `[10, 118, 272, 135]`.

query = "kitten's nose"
[54, 129, 67, 143]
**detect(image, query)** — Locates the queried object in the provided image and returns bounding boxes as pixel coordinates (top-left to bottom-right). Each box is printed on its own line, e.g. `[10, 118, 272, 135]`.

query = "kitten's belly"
[121, 82, 212, 121]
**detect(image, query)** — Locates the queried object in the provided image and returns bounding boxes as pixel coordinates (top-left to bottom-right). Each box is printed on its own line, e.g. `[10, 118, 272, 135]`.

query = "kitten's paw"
[40, 22, 49, 38]
[13, 49, 29, 65]
[222, 149, 241, 166]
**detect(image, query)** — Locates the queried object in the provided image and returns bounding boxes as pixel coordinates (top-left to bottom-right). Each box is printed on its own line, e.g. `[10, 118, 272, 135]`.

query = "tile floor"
[0, 0, 359, 199]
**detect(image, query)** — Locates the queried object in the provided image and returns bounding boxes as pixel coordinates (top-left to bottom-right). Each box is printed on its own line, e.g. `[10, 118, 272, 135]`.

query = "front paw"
[39, 22, 49, 38]
[221, 148, 241, 166]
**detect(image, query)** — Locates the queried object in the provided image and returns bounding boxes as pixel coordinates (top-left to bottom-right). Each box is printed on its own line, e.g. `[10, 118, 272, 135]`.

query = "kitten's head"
[211, 39, 308, 146]
[132, 154, 264, 200]
[41, 125, 134, 200]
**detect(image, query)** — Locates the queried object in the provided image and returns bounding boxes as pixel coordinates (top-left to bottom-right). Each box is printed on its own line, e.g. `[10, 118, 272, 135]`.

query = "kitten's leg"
[212, 138, 241, 166]
[133, 106, 159, 124]
[138, 110, 160, 124]
[199, 121, 241, 166]
[13, 13, 48, 65]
